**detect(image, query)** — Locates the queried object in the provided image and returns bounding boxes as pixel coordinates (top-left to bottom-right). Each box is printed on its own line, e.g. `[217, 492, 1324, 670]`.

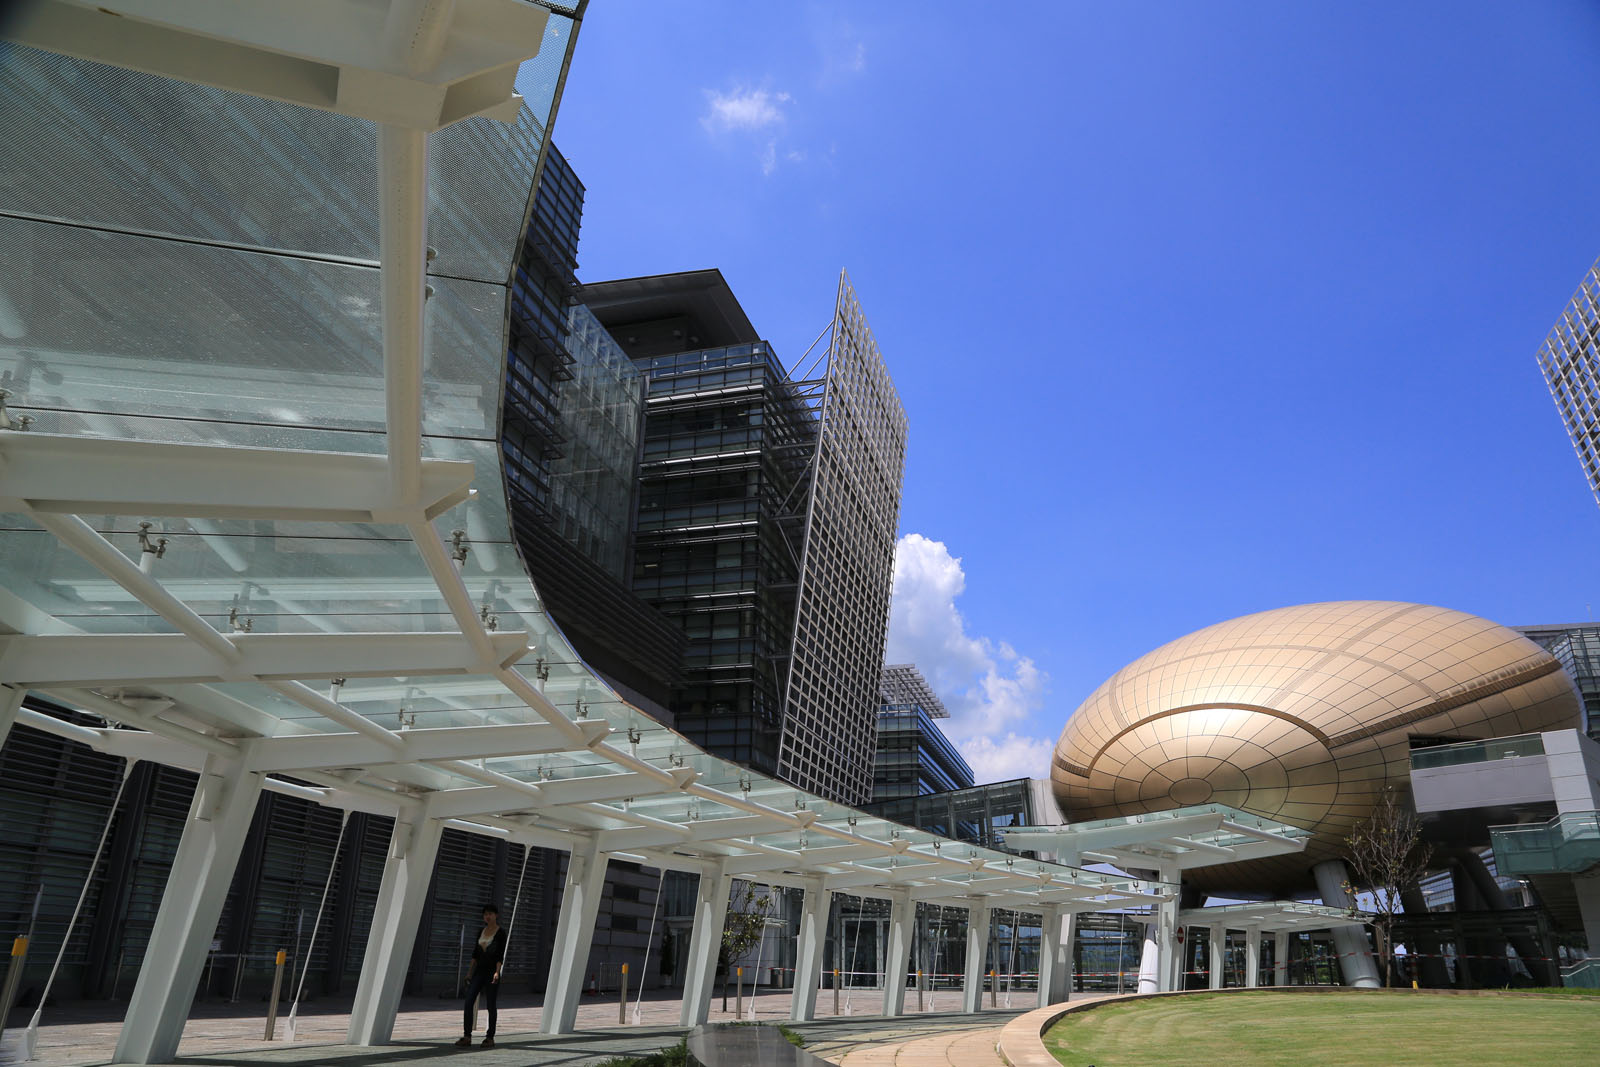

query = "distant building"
[873, 664, 974, 800]
[1518, 624, 1600, 739]
[1537, 257, 1600, 512]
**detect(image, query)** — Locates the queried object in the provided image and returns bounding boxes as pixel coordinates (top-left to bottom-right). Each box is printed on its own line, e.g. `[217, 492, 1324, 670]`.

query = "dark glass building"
[873, 664, 974, 800]
[582, 272, 907, 805]
[501, 148, 684, 714]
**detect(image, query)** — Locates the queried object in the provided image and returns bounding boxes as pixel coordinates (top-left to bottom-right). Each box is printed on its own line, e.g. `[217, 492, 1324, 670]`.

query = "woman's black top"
[471, 927, 507, 971]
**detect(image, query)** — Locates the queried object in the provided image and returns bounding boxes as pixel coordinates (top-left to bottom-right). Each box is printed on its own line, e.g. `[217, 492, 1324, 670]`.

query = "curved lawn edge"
[994, 986, 1576, 1067]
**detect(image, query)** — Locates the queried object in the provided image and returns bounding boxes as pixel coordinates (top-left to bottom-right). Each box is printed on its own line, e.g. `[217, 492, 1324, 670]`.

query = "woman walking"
[457, 904, 507, 1048]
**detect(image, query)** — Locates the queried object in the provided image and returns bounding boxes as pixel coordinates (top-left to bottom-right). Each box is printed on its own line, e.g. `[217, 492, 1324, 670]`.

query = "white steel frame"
[0, 4, 1175, 1061]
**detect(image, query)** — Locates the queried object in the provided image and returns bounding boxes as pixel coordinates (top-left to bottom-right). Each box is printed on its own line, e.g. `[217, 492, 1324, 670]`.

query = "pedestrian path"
[831, 1025, 1006, 1066]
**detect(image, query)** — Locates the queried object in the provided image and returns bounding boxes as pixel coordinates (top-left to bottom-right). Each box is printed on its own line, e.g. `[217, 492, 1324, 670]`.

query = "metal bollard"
[989, 969, 997, 1007]
[619, 963, 628, 1025]
[735, 967, 742, 1020]
[263, 950, 285, 1040]
[916, 969, 924, 1012]
[832, 969, 839, 1016]
[0, 937, 29, 1039]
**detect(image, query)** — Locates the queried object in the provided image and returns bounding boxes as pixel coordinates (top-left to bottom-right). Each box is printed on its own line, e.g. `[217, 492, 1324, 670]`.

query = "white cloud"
[702, 87, 786, 132]
[885, 533, 1054, 784]
[961, 734, 1056, 784]
[760, 139, 777, 176]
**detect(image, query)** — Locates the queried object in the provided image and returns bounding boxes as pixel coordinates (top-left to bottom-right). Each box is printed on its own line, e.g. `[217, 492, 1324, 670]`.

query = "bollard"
[735, 967, 743, 1020]
[832, 969, 840, 1016]
[263, 950, 285, 1040]
[619, 963, 628, 1025]
[0, 937, 29, 1040]
[990, 969, 997, 1007]
[916, 969, 924, 1012]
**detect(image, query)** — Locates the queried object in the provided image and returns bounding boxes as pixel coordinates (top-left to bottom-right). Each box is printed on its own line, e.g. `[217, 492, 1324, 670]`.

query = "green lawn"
[1045, 991, 1600, 1067]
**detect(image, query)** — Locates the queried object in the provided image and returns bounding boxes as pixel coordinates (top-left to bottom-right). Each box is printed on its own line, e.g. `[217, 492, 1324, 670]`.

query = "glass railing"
[1561, 958, 1600, 990]
[1489, 811, 1600, 875]
[1409, 733, 1546, 770]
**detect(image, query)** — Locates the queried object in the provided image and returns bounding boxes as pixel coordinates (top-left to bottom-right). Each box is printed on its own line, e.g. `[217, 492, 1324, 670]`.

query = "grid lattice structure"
[880, 662, 951, 718]
[1537, 258, 1600, 509]
[777, 273, 909, 805]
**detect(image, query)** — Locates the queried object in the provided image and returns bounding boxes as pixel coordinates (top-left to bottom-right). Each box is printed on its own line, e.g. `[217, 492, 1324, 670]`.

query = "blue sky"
[553, 2, 1600, 781]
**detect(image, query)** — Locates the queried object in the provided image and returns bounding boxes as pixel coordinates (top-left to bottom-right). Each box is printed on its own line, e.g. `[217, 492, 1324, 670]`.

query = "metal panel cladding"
[777, 272, 909, 805]
[1537, 258, 1600, 510]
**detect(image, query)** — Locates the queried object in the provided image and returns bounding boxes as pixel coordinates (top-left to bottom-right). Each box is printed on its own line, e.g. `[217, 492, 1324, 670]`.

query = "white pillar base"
[882, 892, 913, 1017]
[679, 864, 732, 1027]
[1245, 928, 1261, 988]
[1138, 920, 1160, 994]
[1208, 924, 1225, 990]
[115, 758, 264, 1065]
[347, 815, 445, 1045]
[961, 900, 990, 1013]
[790, 883, 830, 1022]
[1039, 907, 1073, 1006]
[540, 837, 611, 1035]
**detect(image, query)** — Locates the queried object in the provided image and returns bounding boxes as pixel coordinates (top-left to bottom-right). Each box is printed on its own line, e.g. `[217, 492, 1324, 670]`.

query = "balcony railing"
[1489, 811, 1600, 876]
[1409, 733, 1546, 770]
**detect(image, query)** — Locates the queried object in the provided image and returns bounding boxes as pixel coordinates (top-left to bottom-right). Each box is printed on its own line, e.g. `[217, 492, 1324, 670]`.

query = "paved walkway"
[1, 987, 1078, 1066]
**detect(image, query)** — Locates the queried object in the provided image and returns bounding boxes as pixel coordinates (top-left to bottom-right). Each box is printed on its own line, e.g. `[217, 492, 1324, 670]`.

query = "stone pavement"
[1, 985, 1092, 1066]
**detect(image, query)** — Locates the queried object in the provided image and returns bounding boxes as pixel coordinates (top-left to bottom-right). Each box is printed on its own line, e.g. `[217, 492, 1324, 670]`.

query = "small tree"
[1344, 787, 1433, 987]
[719, 880, 774, 1010]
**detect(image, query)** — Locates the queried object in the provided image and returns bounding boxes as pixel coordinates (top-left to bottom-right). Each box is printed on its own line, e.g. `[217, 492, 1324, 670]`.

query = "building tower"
[582, 271, 907, 804]
[1537, 256, 1600, 511]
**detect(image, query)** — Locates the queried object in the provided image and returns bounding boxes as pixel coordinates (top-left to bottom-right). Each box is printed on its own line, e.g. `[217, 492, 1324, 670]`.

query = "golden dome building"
[1052, 600, 1582, 894]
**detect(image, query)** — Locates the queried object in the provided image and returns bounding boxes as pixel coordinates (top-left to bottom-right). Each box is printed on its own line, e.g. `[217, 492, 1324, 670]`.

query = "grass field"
[1045, 990, 1600, 1067]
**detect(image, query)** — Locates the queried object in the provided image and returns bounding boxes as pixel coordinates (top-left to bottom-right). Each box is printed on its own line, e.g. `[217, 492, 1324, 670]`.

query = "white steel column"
[881, 891, 913, 1017]
[114, 757, 263, 1065]
[1039, 906, 1073, 1007]
[539, 838, 611, 1035]
[1208, 924, 1225, 989]
[1244, 927, 1261, 988]
[0, 685, 23, 751]
[961, 899, 990, 1013]
[375, 122, 429, 507]
[1312, 859, 1380, 989]
[347, 815, 445, 1045]
[790, 882, 830, 1022]
[679, 863, 732, 1028]
[1273, 931, 1291, 986]
[1137, 919, 1161, 994]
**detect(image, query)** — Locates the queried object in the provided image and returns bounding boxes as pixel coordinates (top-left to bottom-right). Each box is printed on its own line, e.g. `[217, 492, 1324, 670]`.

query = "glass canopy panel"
[0, 34, 1176, 906]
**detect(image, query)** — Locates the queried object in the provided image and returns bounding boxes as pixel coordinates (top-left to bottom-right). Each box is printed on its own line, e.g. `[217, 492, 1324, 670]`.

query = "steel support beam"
[789, 882, 830, 1022]
[540, 837, 609, 1035]
[347, 816, 446, 1045]
[241, 719, 611, 772]
[0, 432, 473, 522]
[1274, 930, 1290, 986]
[679, 862, 732, 1028]
[961, 900, 990, 1014]
[1312, 859, 1379, 989]
[114, 757, 264, 1065]
[0, 630, 531, 686]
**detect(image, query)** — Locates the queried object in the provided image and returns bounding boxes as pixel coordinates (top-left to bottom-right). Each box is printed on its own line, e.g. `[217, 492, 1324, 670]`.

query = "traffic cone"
[587, 973, 598, 996]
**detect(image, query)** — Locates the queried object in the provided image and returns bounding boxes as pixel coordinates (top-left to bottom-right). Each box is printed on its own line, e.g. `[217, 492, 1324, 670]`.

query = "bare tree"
[719, 880, 774, 1010]
[1344, 787, 1433, 987]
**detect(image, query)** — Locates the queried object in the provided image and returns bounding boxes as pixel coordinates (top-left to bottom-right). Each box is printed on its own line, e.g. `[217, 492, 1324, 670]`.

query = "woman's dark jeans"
[463, 971, 498, 1037]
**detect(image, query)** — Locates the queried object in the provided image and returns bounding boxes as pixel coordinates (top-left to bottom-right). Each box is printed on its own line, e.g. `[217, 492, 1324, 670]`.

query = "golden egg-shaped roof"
[1052, 601, 1582, 892]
